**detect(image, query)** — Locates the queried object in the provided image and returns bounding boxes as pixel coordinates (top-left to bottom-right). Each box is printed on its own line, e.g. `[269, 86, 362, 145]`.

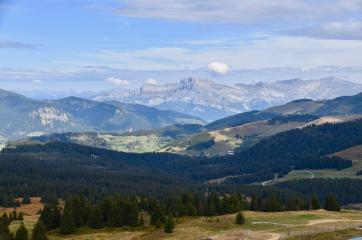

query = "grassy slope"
[281, 144, 362, 182]
[4, 200, 362, 240]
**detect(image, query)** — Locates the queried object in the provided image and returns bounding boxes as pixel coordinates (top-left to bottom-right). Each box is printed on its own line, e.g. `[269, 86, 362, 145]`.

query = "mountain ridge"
[94, 77, 362, 122]
[0, 90, 204, 143]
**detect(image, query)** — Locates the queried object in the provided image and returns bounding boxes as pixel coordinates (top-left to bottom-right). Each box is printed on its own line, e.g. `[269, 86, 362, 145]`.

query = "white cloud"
[110, 0, 362, 24]
[284, 20, 362, 40]
[32, 79, 42, 84]
[145, 78, 158, 84]
[207, 62, 230, 75]
[105, 77, 130, 86]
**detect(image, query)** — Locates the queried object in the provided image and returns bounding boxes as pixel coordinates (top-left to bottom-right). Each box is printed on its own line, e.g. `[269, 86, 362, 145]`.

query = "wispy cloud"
[282, 21, 362, 40]
[109, 0, 362, 24]
[85, 36, 362, 70]
[0, 40, 38, 49]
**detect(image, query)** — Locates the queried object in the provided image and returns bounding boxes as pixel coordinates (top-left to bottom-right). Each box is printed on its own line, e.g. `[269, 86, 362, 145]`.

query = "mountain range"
[24, 92, 362, 157]
[0, 89, 203, 143]
[94, 77, 362, 122]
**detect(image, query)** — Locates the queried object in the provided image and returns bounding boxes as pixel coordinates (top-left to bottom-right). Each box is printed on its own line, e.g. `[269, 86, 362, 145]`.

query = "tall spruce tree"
[324, 195, 341, 212]
[60, 203, 76, 234]
[311, 194, 320, 210]
[32, 221, 47, 240]
[14, 223, 28, 240]
[87, 206, 103, 229]
[39, 204, 61, 230]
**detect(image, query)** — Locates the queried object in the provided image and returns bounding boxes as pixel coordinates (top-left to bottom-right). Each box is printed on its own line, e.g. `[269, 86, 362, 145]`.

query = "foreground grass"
[288, 228, 362, 240]
[46, 211, 362, 240]
[3, 199, 362, 240]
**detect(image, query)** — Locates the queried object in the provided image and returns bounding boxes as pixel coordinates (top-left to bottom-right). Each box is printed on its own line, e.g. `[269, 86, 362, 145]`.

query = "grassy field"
[2, 198, 362, 239]
[4, 199, 362, 240]
[285, 170, 362, 181]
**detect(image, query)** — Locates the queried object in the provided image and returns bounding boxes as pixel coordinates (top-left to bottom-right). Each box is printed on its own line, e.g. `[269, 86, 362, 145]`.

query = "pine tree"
[311, 194, 320, 210]
[18, 212, 24, 221]
[263, 194, 283, 212]
[11, 211, 17, 221]
[324, 195, 341, 212]
[250, 195, 260, 211]
[139, 214, 145, 227]
[123, 200, 139, 227]
[0, 213, 12, 240]
[87, 206, 103, 229]
[60, 203, 76, 234]
[14, 223, 28, 240]
[235, 212, 245, 225]
[107, 202, 122, 227]
[68, 196, 89, 228]
[39, 204, 61, 230]
[21, 196, 31, 205]
[32, 221, 47, 240]
[164, 217, 175, 233]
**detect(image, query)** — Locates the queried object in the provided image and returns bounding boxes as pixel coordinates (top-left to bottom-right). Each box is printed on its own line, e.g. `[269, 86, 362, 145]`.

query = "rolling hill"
[20, 92, 362, 156]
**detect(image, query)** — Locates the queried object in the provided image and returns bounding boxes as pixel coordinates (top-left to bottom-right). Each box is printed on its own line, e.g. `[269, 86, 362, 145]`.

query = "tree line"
[0, 191, 342, 239]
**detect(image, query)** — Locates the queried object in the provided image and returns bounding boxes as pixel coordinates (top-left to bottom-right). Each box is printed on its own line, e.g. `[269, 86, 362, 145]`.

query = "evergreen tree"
[139, 214, 145, 227]
[164, 217, 175, 233]
[21, 196, 31, 205]
[17, 213, 24, 221]
[60, 203, 76, 234]
[263, 194, 283, 212]
[68, 197, 88, 228]
[250, 195, 261, 211]
[324, 195, 341, 212]
[11, 211, 17, 221]
[39, 204, 61, 230]
[235, 212, 245, 225]
[14, 223, 28, 240]
[0, 213, 12, 240]
[149, 200, 165, 226]
[32, 221, 47, 240]
[311, 194, 320, 210]
[107, 202, 122, 227]
[87, 206, 103, 229]
[40, 193, 58, 205]
[123, 200, 139, 227]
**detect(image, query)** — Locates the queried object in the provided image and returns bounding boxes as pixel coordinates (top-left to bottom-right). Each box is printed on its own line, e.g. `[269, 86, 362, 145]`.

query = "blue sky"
[0, 0, 362, 92]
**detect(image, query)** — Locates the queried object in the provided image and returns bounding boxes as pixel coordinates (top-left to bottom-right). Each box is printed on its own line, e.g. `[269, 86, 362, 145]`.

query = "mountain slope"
[94, 77, 362, 122]
[0, 90, 204, 142]
[206, 93, 362, 130]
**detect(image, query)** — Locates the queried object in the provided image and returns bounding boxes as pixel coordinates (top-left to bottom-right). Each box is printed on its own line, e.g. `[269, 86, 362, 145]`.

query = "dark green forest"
[0, 120, 362, 207]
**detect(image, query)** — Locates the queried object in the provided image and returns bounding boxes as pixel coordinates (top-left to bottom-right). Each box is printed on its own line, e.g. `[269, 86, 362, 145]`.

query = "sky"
[0, 0, 362, 92]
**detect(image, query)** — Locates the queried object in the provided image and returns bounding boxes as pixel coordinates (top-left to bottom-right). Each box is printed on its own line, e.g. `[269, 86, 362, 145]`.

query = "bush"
[235, 212, 245, 225]
[164, 217, 175, 233]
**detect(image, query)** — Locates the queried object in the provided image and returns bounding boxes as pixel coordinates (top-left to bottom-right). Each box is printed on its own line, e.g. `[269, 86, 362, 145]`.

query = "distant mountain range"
[94, 77, 362, 122]
[25, 92, 362, 157]
[0, 89, 204, 143]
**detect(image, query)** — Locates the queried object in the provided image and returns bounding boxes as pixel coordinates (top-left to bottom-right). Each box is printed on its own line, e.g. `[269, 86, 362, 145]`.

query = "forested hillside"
[0, 120, 362, 207]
